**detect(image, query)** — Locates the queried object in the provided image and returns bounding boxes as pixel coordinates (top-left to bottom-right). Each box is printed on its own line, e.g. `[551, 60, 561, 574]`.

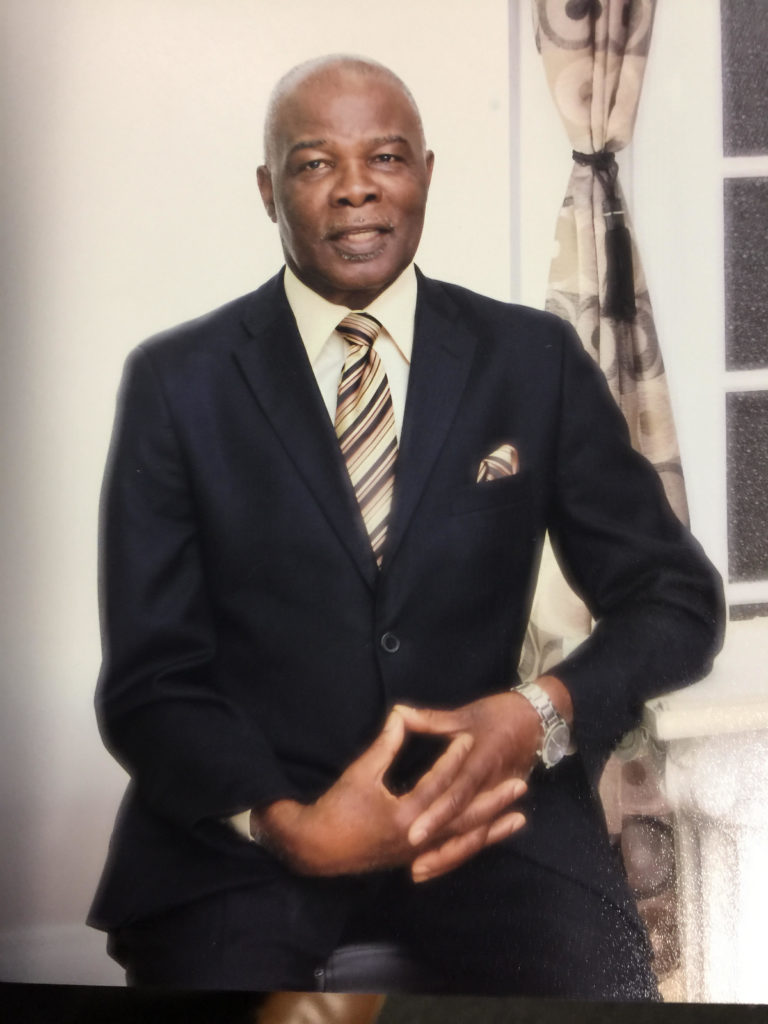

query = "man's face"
[258, 67, 434, 308]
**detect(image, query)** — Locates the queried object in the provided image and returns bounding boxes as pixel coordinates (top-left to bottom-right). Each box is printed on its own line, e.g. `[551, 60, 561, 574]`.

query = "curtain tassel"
[603, 201, 637, 321]
[573, 150, 637, 322]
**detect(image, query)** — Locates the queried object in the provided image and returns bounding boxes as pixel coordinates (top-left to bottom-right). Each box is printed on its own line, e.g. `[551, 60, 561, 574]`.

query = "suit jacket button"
[380, 631, 401, 654]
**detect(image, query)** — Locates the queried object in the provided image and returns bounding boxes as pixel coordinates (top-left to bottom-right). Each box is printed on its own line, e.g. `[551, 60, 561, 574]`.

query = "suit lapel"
[383, 273, 478, 569]
[233, 274, 379, 588]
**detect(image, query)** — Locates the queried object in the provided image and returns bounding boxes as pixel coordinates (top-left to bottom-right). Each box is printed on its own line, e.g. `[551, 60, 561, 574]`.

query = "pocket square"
[476, 443, 519, 482]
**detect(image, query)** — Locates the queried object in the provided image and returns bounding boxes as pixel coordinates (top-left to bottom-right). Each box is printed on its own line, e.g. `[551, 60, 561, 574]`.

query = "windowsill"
[644, 617, 768, 742]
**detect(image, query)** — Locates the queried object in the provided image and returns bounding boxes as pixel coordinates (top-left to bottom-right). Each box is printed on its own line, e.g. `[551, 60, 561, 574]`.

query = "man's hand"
[251, 708, 527, 880]
[395, 676, 573, 882]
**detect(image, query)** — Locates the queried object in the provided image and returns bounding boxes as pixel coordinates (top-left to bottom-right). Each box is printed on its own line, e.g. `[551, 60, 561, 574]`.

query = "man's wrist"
[512, 677, 574, 768]
[249, 799, 318, 871]
[250, 799, 296, 841]
[534, 674, 574, 726]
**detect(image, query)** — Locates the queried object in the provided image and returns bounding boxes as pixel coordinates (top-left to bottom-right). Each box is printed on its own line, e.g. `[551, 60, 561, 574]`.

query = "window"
[721, 0, 768, 617]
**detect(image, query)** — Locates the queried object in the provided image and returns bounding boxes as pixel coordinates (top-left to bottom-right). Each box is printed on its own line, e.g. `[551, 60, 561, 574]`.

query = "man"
[90, 55, 723, 998]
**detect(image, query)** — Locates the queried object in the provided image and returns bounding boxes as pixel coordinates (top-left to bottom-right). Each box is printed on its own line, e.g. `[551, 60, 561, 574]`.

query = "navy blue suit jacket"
[89, 269, 723, 933]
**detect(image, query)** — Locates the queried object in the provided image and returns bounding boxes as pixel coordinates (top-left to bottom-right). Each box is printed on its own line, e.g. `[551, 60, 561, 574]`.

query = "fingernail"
[412, 867, 431, 883]
[409, 826, 427, 846]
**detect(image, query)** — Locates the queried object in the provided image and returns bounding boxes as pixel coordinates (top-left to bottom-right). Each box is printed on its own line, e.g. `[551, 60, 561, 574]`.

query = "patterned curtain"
[520, 0, 689, 682]
[523, 3, 688, 987]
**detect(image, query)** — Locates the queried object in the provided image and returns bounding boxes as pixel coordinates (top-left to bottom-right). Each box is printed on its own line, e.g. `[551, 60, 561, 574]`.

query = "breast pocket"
[450, 472, 532, 517]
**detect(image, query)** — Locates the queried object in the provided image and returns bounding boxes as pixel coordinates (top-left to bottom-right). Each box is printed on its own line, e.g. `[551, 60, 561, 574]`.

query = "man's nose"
[331, 161, 380, 207]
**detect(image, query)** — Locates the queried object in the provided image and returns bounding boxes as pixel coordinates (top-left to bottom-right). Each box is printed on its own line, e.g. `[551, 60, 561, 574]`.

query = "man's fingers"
[404, 731, 474, 815]
[486, 809, 527, 846]
[410, 810, 527, 884]
[358, 709, 406, 781]
[446, 776, 527, 835]
[407, 760, 484, 846]
[394, 704, 462, 737]
[407, 771, 525, 847]
[410, 824, 489, 883]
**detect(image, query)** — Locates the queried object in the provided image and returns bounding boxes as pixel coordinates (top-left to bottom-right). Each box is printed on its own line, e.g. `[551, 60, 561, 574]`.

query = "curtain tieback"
[572, 149, 616, 172]
[572, 149, 636, 322]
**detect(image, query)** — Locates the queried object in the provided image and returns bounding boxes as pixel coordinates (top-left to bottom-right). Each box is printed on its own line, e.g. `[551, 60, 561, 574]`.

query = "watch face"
[542, 721, 571, 768]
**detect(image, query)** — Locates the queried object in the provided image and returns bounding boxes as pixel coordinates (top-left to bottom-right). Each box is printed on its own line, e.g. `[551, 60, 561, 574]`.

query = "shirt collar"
[283, 264, 417, 365]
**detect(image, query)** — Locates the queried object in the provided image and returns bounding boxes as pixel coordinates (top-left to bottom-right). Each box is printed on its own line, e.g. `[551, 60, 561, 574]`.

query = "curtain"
[521, 0, 689, 683]
[524, 3, 687, 985]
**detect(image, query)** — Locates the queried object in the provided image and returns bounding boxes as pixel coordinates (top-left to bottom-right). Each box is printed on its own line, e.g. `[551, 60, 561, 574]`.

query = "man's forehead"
[274, 69, 419, 136]
[289, 59, 400, 95]
[283, 69, 408, 117]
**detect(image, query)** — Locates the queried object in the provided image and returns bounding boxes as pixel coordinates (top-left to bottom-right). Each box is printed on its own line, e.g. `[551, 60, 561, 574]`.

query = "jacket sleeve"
[95, 345, 301, 831]
[544, 321, 725, 775]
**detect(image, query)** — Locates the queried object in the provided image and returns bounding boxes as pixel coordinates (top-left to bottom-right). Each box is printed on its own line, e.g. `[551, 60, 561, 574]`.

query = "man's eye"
[296, 156, 329, 171]
[373, 153, 400, 164]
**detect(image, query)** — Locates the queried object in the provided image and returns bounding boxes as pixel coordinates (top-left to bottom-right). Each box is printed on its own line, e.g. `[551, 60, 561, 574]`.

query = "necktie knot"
[336, 312, 382, 350]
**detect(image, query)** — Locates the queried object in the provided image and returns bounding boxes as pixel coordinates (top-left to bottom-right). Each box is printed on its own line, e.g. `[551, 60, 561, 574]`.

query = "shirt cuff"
[228, 809, 255, 841]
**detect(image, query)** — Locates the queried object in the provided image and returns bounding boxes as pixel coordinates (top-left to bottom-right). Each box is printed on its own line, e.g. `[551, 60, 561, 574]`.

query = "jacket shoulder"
[417, 272, 573, 348]
[133, 271, 286, 366]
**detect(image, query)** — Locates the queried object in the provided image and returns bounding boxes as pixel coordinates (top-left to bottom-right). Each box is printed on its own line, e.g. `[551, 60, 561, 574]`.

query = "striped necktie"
[335, 312, 398, 568]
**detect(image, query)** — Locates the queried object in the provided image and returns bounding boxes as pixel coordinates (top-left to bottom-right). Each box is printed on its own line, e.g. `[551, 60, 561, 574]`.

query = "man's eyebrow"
[371, 135, 410, 147]
[287, 134, 413, 158]
[287, 139, 327, 157]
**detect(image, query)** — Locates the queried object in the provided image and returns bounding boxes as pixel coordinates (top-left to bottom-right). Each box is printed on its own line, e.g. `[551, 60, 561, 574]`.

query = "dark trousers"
[107, 843, 658, 1000]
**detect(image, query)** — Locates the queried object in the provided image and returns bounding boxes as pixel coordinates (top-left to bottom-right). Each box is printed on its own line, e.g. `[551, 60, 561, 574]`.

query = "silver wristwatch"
[512, 681, 571, 769]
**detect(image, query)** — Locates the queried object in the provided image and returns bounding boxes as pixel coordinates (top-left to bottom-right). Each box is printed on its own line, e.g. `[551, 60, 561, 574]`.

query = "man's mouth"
[326, 224, 393, 260]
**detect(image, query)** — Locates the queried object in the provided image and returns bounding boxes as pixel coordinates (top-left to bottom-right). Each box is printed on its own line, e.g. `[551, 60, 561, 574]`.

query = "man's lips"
[326, 223, 393, 243]
[325, 224, 393, 259]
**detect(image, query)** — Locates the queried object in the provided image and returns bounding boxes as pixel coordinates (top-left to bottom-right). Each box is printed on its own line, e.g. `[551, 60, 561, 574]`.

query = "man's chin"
[337, 249, 384, 264]
[308, 260, 406, 308]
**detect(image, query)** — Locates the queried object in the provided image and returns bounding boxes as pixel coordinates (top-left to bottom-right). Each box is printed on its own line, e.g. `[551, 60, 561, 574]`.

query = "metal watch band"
[511, 680, 571, 768]
[513, 680, 560, 729]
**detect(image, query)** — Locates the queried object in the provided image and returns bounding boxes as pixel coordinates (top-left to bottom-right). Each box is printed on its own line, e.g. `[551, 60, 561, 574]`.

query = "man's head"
[257, 56, 434, 309]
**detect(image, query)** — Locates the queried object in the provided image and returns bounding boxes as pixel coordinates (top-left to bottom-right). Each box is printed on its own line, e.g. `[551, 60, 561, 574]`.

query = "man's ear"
[425, 150, 435, 189]
[257, 165, 277, 222]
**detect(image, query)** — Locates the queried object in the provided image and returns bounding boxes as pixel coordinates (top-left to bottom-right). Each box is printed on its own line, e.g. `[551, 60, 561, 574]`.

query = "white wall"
[632, 0, 727, 573]
[0, 0, 513, 982]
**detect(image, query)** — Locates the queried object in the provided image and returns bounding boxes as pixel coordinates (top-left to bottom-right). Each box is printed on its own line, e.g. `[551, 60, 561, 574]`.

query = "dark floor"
[2, 985, 766, 1024]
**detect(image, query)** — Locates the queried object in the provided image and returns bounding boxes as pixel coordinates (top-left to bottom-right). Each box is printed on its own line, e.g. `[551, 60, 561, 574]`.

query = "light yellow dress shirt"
[282, 263, 416, 439]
